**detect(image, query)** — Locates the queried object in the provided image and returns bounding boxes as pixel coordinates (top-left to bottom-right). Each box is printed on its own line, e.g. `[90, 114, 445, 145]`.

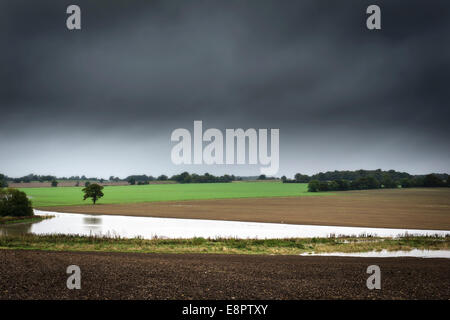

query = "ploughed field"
[39, 188, 450, 230]
[1, 249, 449, 299]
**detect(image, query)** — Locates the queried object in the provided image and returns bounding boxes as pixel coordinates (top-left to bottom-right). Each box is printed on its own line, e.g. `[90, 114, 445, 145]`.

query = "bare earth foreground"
[0, 249, 449, 299]
[43, 188, 450, 230]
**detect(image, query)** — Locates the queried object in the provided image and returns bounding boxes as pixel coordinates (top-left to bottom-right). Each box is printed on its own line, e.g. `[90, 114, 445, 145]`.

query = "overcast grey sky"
[1, 0, 449, 178]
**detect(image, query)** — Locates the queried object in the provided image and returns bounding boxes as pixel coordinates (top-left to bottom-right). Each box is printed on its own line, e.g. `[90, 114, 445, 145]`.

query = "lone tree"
[82, 183, 104, 205]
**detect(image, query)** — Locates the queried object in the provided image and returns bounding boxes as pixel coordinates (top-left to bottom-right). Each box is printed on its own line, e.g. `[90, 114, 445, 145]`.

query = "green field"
[20, 182, 329, 207]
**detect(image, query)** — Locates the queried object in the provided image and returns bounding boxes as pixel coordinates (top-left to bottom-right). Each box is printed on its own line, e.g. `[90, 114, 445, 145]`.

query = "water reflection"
[0, 210, 448, 240]
[82, 216, 102, 233]
[0, 223, 32, 236]
[83, 217, 102, 225]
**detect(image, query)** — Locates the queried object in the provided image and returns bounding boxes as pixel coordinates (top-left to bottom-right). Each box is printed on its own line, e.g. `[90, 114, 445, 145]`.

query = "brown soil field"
[42, 188, 450, 230]
[0, 249, 448, 299]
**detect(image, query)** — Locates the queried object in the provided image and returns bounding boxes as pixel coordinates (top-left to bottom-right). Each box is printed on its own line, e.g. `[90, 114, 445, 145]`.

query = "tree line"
[307, 173, 450, 192]
[0, 172, 240, 185]
[282, 169, 421, 183]
[1, 174, 99, 184]
[2, 169, 449, 188]
[169, 172, 237, 184]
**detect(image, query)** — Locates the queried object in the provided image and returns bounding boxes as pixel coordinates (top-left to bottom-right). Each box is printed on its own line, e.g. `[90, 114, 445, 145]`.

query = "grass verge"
[0, 234, 448, 255]
[0, 215, 54, 225]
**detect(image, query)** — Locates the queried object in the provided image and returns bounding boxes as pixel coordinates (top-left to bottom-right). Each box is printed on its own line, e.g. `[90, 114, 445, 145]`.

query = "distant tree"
[400, 178, 412, 188]
[410, 177, 424, 187]
[157, 175, 168, 181]
[258, 174, 266, 180]
[318, 181, 329, 191]
[51, 180, 58, 187]
[125, 175, 152, 183]
[447, 178, 450, 187]
[381, 174, 397, 188]
[423, 174, 443, 187]
[0, 188, 33, 217]
[281, 176, 287, 183]
[221, 174, 233, 182]
[82, 183, 104, 205]
[308, 180, 320, 192]
[182, 173, 192, 183]
[75, 181, 80, 187]
[352, 176, 380, 190]
[366, 176, 380, 189]
[172, 172, 192, 183]
[294, 173, 310, 183]
[128, 178, 136, 185]
[335, 179, 350, 191]
[328, 180, 339, 191]
[0, 174, 8, 188]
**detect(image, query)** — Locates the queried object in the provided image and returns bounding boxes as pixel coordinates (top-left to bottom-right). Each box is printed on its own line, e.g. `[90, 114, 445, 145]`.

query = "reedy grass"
[0, 233, 448, 255]
[0, 215, 54, 225]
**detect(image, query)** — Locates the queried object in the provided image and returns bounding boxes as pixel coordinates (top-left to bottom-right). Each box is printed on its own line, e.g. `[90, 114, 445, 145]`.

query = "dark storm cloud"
[1, 0, 449, 176]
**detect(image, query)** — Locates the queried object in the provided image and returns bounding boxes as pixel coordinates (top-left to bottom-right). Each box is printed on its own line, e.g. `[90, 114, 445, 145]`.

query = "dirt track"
[42, 188, 450, 230]
[0, 249, 449, 299]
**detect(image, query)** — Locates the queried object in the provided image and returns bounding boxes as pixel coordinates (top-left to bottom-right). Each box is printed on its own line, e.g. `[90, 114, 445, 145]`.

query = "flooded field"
[301, 249, 450, 259]
[1, 210, 448, 240]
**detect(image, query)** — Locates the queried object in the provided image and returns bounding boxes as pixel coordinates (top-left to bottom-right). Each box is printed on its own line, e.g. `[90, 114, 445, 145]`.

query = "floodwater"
[0, 210, 449, 240]
[301, 249, 450, 259]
